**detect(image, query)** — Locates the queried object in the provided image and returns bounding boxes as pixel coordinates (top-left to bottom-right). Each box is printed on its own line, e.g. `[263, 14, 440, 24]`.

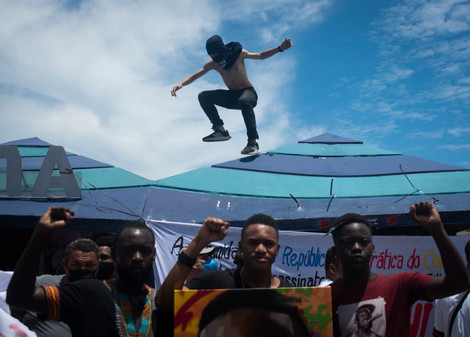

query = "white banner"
[147, 219, 469, 337]
[0, 271, 37, 337]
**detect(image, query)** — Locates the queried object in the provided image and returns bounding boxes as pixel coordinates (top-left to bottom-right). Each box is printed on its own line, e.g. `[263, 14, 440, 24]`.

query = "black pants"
[198, 87, 259, 141]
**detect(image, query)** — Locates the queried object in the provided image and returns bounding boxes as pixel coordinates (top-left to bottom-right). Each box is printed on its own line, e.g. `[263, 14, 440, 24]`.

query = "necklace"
[105, 280, 155, 337]
[118, 295, 145, 336]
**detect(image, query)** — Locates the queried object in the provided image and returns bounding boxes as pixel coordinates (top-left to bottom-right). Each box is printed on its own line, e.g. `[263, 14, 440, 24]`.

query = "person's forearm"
[429, 225, 469, 292]
[155, 234, 210, 310]
[179, 70, 204, 88]
[258, 47, 282, 60]
[6, 228, 49, 311]
[179, 76, 192, 87]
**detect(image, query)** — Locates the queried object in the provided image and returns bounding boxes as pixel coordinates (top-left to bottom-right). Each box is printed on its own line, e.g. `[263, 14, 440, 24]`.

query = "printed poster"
[174, 287, 333, 337]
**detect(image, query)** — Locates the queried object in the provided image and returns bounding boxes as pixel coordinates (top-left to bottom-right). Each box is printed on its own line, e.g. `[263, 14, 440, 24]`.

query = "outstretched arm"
[155, 217, 229, 310]
[409, 201, 469, 300]
[171, 62, 213, 97]
[244, 38, 293, 60]
[6, 207, 74, 313]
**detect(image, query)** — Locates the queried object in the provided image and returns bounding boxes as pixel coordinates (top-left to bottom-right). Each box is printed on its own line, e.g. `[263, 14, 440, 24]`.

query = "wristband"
[178, 251, 196, 268]
[277, 46, 284, 52]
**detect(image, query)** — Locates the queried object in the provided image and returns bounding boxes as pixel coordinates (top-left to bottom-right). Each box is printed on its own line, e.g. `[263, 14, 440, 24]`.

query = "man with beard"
[13, 238, 100, 337]
[7, 207, 157, 337]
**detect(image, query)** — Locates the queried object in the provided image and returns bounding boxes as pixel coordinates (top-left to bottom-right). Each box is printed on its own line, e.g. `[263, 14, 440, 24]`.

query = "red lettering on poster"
[386, 216, 399, 225]
[409, 302, 433, 337]
[369, 249, 404, 270]
[407, 248, 421, 269]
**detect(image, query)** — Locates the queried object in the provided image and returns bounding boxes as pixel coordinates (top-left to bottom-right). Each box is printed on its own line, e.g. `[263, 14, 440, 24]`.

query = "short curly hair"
[64, 238, 99, 262]
[241, 213, 279, 240]
[331, 213, 372, 243]
[115, 221, 155, 250]
[95, 235, 115, 249]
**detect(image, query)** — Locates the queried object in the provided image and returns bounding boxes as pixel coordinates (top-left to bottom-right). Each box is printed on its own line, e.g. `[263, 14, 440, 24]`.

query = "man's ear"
[61, 258, 68, 275]
[327, 263, 334, 274]
[372, 244, 376, 255]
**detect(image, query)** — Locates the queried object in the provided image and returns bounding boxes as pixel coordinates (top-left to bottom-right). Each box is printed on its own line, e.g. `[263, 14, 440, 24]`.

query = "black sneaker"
[202, 128, 231, 142]
[241, 142, 259, 155]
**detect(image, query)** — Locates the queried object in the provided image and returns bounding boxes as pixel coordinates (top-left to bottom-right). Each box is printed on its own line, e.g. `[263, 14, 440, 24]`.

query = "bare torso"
[209, 50, 253, 90]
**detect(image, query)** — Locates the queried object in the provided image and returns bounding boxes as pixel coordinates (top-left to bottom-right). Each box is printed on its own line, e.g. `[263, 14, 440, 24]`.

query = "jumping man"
[171, 35, 293, 155]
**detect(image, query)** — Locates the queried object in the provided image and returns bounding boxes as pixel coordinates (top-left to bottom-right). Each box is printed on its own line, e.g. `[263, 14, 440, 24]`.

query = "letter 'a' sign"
[0, 145, 81, 199]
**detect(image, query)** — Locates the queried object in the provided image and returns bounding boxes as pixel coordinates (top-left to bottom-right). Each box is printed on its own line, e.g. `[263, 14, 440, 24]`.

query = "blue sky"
[0, 0, 469, 179]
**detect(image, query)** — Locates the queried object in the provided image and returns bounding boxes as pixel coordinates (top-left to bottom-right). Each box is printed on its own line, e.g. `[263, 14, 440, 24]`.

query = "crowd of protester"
[5, 201, 470, 337]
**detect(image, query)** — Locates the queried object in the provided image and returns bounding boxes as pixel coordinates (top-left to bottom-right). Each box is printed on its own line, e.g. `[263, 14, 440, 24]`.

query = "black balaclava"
[67, 268, 96, 282]
[206, 35, 225, 55]
[206, 35, 242, 70]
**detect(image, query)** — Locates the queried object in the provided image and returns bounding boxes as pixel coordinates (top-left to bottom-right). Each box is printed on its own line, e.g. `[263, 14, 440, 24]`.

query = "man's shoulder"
[434, 292, 460, 308]
[203, 59, 216, 69]
[436, 290, 469, 306]
[60, 278, 110, 294]
[36, 274, 65, 287]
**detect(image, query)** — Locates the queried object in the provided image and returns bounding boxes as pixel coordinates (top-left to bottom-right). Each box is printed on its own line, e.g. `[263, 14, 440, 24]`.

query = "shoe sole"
[241, 149, 260, 155]
[202, 136, 232, 143]
[202, 136, 231, 142]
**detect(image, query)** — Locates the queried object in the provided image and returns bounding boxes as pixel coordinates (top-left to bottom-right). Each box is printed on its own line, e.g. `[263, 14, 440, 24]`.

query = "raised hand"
[409, 201, 442, 232]
[36, 206, 74, 233]
[197, 217, 230, 246]
[280, 38, 293, 51]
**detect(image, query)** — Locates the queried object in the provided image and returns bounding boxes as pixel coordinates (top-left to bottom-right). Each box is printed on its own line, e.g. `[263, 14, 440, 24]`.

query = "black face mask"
[210, 42, 242, 70]
[67, 268, 96, 282]
[96, 262, 115, 280]
[211, 53, 227, 68]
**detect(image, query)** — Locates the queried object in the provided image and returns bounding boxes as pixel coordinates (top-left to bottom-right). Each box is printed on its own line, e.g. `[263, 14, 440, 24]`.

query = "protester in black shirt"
[7, 207, 157, 337]
[157, 213, 292, 313]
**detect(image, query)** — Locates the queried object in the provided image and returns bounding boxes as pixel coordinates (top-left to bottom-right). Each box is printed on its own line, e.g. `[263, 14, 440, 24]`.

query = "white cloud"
[405, 129, 445, 139]
[349, 0, 470, 148]
[448, 127, 470, 137]
[437, 144, 470, 150]
[377, 0, 470, 40]
[432, 83, 470, 100]
[0, 0, 333, 180]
